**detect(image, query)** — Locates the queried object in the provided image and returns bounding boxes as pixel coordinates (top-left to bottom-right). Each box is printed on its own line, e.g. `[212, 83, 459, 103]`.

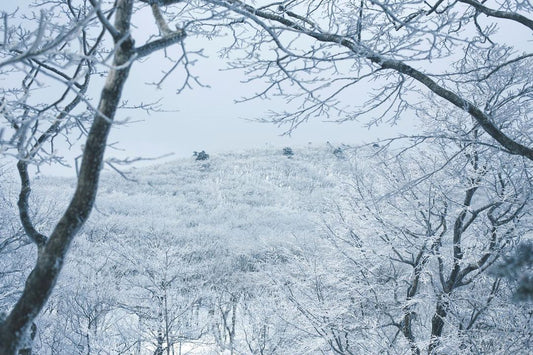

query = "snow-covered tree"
[310, 138, 531, 353]
[192, 0, 532, 159]
[0, 0, 186, 351]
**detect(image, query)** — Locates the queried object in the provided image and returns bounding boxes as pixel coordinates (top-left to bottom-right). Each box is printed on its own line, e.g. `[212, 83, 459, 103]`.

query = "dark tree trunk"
[428, 297, 449, 354]
[0, 1, 135, 353]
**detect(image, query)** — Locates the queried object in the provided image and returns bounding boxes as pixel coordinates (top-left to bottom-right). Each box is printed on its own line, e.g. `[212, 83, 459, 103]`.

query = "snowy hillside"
[2, 145, 530, 354]
[30, 145, 357, 354]
[38, 145, 352, 251]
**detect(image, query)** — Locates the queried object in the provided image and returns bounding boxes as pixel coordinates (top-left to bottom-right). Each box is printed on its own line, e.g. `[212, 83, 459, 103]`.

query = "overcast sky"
[37, 63, 408, 177]
[8, 2, 412, 177]
[101, 38, 411, 168]
[5, 1, 528, 177]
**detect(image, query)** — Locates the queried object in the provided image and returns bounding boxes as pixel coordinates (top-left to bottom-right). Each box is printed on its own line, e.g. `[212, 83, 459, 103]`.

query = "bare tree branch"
[458, 0, 533, 31]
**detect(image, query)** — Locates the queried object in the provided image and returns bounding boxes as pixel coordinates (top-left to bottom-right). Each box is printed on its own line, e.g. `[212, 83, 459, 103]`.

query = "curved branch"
[209, 0, 533, 160]
[458, 0, 533, 31]
[12, 18, 106, 254]
[374, 58, 533, 160]
[16, 161, 47, 250]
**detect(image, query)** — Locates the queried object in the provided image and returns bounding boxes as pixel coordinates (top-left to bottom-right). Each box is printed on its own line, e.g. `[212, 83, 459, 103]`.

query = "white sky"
[102, 41, 410, 168]
[22, 2, 413, 176]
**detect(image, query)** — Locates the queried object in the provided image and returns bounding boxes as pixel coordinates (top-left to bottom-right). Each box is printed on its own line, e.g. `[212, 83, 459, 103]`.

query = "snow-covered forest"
[1, 145, 530, 353]
[1, 0, 532, 354]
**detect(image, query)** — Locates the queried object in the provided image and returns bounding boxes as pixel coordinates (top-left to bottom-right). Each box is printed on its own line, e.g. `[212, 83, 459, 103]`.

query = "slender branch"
[135, 30, 186, 58]
[0, 10, 95, 69]
[151, 3, 172, 35]
[88, 0, 121, 40]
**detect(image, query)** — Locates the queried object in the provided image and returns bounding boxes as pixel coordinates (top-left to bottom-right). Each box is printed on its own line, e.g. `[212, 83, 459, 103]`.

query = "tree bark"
[428, 296, 449, 354]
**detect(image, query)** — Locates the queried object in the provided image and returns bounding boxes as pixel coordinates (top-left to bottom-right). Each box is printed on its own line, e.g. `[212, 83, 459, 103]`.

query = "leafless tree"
[317, 136, 531, 353]
[189, 0, 532, 160]
[0, 0, 186, 352]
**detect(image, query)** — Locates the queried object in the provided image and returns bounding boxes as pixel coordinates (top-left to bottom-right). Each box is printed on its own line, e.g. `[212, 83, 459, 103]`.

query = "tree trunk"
[0, 1, 135, 353]
[428, 296, 449, 354]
